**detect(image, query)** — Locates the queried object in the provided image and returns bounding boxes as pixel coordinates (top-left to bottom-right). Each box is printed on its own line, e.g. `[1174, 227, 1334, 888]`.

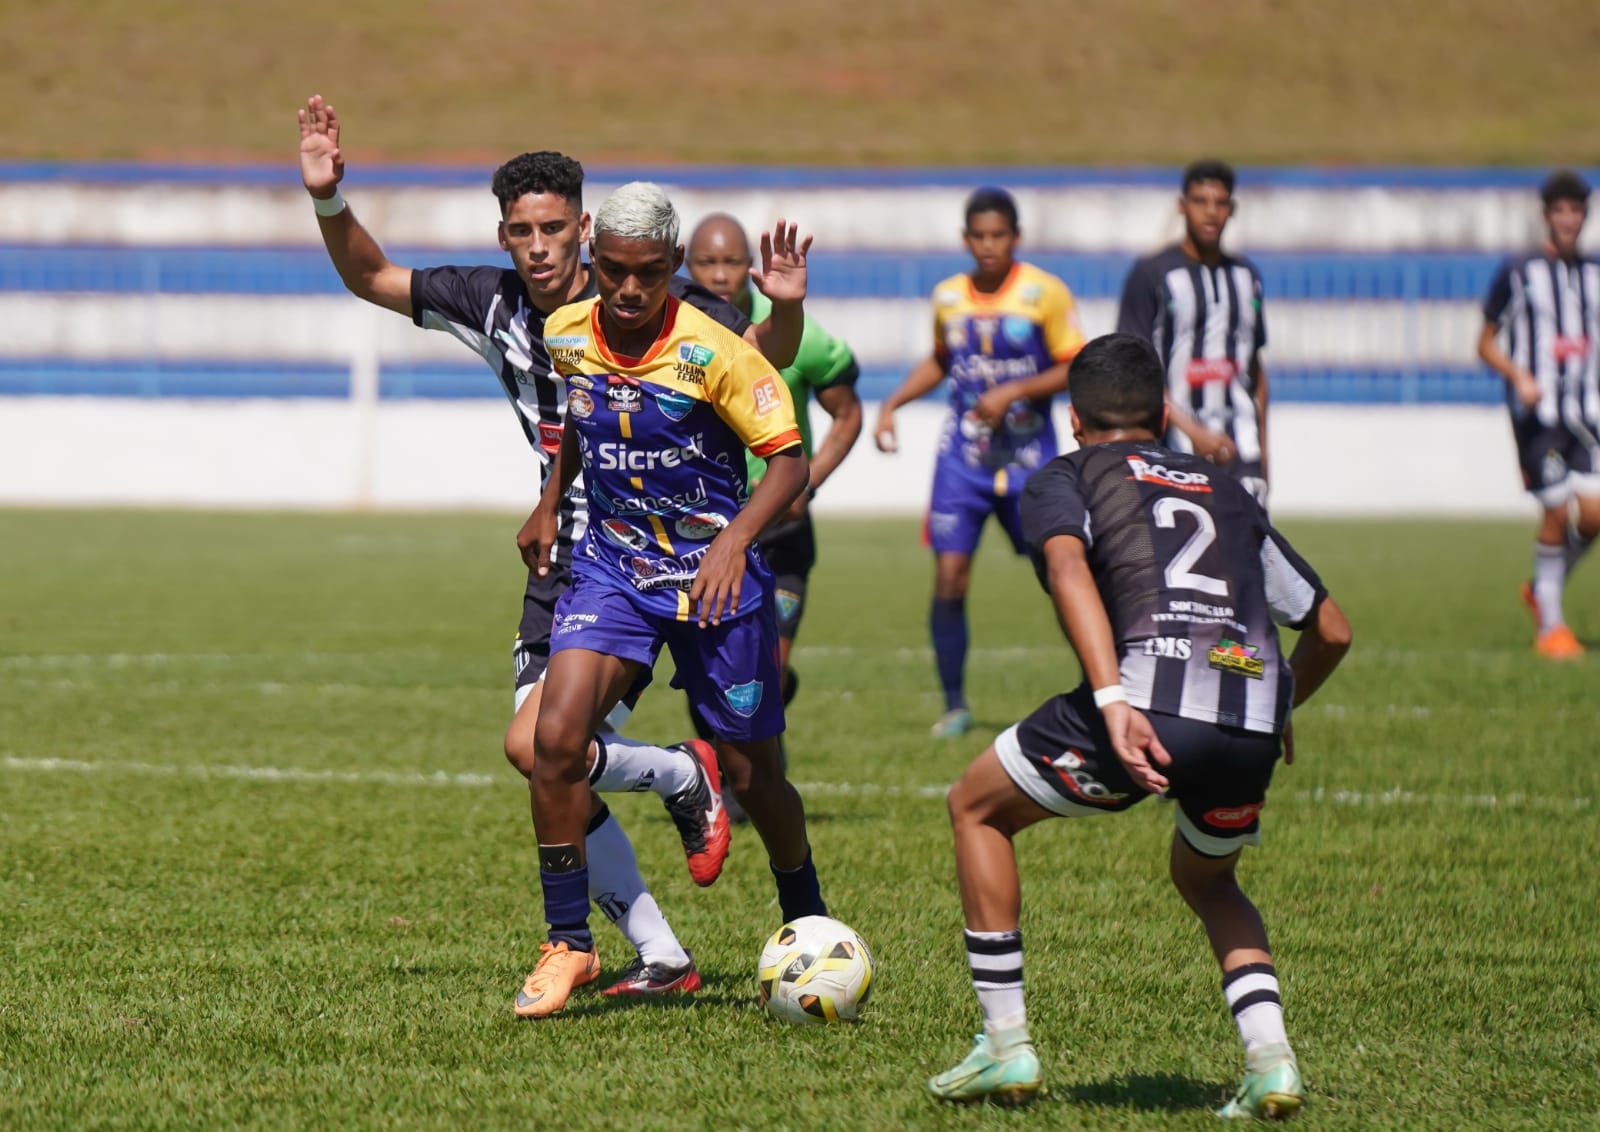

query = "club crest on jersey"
[674, 513, 727, 541]
[656, 388, 697, 421]
[600, 519, 649, 552]
[723, 680, 764, 718]
[1020, 283, 1042, 304]
[1002, 315, 1034, 346]
[1125, 455, 1212, 493]
[568, 389, 595, 419]
[607, 374, 642, 412]
[1208, 639, 1264, 679]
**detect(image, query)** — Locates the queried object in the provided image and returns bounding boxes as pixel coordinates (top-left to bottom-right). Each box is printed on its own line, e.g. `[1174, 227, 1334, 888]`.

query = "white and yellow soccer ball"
[757, 915, 875, 1024]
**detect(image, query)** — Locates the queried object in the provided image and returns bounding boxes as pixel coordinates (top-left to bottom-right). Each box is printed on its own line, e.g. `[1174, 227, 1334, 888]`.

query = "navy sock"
[771, 848, 827, 920]
[539, 844, 593, 952]
[930, 596, 968, 711]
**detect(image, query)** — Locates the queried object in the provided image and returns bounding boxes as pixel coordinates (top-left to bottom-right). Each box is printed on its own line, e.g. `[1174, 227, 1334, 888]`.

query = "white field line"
[0, 757, 1589, 811]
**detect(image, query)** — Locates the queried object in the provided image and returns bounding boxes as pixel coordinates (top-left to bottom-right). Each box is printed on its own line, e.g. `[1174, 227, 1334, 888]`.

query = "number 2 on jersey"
[1152, 497, 1229, 597]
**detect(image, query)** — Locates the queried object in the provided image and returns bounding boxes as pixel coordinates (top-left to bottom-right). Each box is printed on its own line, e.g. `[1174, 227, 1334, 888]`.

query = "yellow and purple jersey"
[932, 261, 1084, 485]
[545, 296, 801, 621]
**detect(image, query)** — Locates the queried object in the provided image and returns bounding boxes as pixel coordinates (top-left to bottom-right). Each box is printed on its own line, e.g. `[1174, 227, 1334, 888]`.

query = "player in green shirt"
[686, 214, 863, 807]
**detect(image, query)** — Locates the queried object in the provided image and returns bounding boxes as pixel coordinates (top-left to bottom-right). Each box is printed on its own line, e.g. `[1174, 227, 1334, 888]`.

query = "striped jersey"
[1482, 252, 1600, 432]
[1116, 246, 1268, 463]
[931, 262, 1084, 483]
[544, 295, 801, 621]
[1021, 441, 1325, 735]
[409, 266, 749, 566]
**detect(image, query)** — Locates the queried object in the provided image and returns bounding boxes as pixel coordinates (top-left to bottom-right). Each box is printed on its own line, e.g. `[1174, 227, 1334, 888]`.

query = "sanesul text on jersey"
[545, 295, 801, 621]
[1022, 442, 1325, 734]
[932, 263, 1084, 477]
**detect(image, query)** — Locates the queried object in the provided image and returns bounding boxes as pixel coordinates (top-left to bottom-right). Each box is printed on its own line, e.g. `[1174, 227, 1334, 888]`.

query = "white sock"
[585, 808, 690, 967]
[965, 929, 1027, 1044]
[1535, 543, 1566, 632]
[588, 731, 699, 800]
[1223, 962, 1290, 1058]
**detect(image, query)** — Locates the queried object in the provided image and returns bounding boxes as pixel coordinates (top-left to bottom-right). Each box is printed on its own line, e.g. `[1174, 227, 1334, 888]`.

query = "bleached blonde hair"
[593, 181, 680, 248]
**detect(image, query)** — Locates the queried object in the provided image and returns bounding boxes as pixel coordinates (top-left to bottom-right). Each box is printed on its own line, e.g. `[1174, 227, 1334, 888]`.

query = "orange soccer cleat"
[1535, 624, 1585, 660]
[514, 941, 601, 1019]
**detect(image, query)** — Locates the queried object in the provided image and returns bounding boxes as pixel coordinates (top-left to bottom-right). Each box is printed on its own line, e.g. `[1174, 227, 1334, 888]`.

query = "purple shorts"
[551, 572, 786, 743]
[925, 457, 1034, 557]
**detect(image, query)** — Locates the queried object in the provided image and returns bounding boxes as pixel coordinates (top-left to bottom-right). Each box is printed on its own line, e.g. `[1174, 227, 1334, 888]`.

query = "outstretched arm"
[743, 220, 812, 368]
[298, 94, 413, 317]
[1040, 534, 1171, 792]
[874, 354, 947, 453]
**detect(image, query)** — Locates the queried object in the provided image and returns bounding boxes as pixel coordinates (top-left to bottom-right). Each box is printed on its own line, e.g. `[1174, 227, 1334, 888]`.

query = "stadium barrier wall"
[0, 397, 1528, 518]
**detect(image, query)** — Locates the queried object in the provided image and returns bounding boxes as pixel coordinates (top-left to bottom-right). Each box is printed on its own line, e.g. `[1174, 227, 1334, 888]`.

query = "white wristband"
[1092, 684, 1127, 709]
[312, 190, 347, 217]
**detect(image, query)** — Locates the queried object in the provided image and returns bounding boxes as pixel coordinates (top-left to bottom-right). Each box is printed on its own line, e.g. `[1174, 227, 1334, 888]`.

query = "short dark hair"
[1541, 169, 1591, 208]
[491, 151, 585, 216]
[964, 186, 1019, 231]
[1182, 159, 1235, 196]
[1067, 334, 1166, 433]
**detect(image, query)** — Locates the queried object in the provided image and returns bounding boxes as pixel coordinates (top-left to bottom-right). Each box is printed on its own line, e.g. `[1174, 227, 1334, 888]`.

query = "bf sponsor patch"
[753, 374, 783, 418]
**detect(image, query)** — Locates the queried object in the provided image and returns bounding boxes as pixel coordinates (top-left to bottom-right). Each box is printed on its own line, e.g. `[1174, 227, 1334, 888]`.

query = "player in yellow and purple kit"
[514, 183, 826, 1017]
[875, 188, 1085, 738]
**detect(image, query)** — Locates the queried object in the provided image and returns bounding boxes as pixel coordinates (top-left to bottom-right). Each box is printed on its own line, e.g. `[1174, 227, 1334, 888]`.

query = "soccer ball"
[757, 915, 875, 1024]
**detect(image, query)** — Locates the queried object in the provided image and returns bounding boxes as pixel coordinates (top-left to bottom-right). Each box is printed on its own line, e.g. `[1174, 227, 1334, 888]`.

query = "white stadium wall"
[1, 164, 1588, 516]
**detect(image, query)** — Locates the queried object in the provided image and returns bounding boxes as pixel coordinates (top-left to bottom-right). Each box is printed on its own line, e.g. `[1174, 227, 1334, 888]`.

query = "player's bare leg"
[928, 747, 1050, 1104]
[514, 650, 640, 1018]
[1169, 833, 1303, 1119]
[504, 681, 699, 987]
[930, 552, 975, 738]
[716, 736, 824, 919]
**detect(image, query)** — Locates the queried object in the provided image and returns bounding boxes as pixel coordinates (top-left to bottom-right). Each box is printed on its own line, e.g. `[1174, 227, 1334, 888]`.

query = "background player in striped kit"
[296, 96, 811, 1001]
[1478, 170, 1600, 659]
[685, 214, 864, 814]
[874, 188, 1085, 739]
[1117, 160, 1271, 506]
[925, 335, 1351, 1116]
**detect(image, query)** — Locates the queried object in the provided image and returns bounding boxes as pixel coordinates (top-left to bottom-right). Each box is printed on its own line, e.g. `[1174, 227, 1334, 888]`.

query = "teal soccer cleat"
[930, 708, 974, 739]
[927, 1032, 1042, 1105]
[1218, 1045, 1304, 1120]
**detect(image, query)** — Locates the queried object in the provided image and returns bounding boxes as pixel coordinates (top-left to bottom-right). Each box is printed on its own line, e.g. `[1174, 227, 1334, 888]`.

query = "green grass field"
[6, 1, 1600, 164]
[1, 510, 1597, 1130]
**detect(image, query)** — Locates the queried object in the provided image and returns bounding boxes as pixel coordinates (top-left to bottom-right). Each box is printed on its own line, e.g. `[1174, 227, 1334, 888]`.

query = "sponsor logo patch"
[674, 513, 727, 541]
[597, 434, 706, 472]
[566, 373, 595, 391]
[679, 343, 715, 368]
[775, 589, 801, 623]
[1208, 638, 1265, 679]
[656, 388, 697, 421]
[548, 335, 589, 349]
[753, 374, 783, 418]
[1141, 636, 1193, 659]
[724, 680, 764, 718]
[1554, 335, 1591, 363]
[1125, 455, 1212, 492]
[1185, 358, 1238, 386]
[1204, 802, 1264, 829]
[1047, 748, 1129, 804]
[600, 518, 649, 552]
[537, 422, 563, 454]
[567, 389, 594, 419]
[607, 374, 643, 413]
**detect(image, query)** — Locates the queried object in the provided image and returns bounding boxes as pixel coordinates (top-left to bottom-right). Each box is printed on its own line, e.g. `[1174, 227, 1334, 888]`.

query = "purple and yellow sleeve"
[709, 344, 801, 458]
[1044, 279, 1086, 362]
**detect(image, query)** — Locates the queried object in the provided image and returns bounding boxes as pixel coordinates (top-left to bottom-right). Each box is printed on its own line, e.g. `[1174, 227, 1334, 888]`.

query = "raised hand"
[297, 94, 344, 199]
[750, 219, 813, 305]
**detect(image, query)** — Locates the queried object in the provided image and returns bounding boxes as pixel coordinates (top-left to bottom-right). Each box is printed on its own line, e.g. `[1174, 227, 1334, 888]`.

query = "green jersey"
[746, 289, 859, 483]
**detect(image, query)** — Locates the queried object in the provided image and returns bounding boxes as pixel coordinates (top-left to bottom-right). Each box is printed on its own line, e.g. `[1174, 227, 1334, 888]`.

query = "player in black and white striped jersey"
[1478, 170, 1600, 659]
[927, 335, 1350, 1116]
[1117, 160, 1270, 506]
[296, 94, 811, 1002]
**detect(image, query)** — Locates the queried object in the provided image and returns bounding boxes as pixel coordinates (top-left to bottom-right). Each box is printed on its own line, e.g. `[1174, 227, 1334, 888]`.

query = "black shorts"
[513, 563, 572, 692]
[994, 685, 1283, 856]
[757, 512, 817, 641]
[1511, 415, 1600, 506]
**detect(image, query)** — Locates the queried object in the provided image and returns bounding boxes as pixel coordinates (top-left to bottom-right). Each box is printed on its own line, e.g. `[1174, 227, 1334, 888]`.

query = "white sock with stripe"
[585, 805, 690, 967]
[1222, 961, 1290, 1058]
[965, 929, 1028, 1049]
[587, 732, 699, 800]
